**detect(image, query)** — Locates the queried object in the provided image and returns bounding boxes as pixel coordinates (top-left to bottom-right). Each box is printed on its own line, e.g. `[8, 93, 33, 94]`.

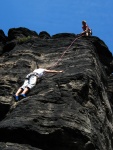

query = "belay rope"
[48, 34, 83, 69]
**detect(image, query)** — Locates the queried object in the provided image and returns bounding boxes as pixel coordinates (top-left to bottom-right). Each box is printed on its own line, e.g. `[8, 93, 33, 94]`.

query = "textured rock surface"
[0, 27, 113, 150]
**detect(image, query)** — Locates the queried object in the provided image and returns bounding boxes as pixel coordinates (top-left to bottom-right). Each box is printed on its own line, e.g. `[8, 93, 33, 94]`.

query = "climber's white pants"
[21, 75, 38, 89]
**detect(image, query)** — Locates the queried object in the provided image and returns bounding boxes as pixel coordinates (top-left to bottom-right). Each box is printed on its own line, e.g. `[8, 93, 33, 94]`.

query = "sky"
[0, 0, 113, 54]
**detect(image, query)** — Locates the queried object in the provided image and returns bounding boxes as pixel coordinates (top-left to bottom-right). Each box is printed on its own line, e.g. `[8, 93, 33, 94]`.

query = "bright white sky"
[0, 0, 113, 54]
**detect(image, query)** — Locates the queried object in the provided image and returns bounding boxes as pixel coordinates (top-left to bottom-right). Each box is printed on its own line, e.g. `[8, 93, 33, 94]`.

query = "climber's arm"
[45, 69, 63, 73]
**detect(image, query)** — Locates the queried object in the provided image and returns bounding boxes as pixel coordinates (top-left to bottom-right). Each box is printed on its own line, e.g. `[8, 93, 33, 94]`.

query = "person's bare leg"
[86, 32, 88, 36]
[21, 87, 29, 95]
[15, 88, 23, 96]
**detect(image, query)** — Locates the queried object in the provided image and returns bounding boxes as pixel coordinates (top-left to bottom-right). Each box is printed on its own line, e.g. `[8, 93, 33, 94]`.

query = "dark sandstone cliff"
[0, 27, 113, 150]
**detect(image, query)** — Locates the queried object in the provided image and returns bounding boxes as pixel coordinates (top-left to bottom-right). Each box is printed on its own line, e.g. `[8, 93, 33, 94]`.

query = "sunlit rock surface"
[0, 27, 113, 150]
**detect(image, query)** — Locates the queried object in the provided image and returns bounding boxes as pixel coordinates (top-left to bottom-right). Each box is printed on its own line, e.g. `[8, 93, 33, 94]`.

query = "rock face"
[0, 27, 113, 150]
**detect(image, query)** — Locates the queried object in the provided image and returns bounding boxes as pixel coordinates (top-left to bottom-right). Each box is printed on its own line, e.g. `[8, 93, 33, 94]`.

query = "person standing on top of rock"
[13, 66, 63, 101]
[81, 20, 92, 36]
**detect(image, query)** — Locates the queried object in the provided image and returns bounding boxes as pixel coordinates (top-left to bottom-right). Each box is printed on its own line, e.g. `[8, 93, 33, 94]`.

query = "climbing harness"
[25, 72, 39, 80]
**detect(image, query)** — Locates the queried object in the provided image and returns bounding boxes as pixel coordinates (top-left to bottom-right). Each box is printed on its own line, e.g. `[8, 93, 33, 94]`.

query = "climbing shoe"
[13, 95, 19, 101]
[20, 94, 26, 98]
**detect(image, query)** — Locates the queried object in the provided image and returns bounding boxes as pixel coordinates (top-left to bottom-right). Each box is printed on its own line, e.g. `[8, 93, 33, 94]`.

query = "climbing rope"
[48, 34, 83, 69]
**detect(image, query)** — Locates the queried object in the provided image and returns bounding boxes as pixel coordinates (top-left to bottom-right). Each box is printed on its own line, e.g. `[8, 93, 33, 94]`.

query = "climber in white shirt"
[13, 66, 63, 101]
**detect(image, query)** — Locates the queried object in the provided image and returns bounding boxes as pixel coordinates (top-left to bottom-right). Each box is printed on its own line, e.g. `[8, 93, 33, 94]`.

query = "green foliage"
[17, 36, 31, 44]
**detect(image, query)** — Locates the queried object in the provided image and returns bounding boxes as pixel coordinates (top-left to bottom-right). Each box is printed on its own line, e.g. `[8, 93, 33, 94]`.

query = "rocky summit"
[0, 27, 113, 150]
